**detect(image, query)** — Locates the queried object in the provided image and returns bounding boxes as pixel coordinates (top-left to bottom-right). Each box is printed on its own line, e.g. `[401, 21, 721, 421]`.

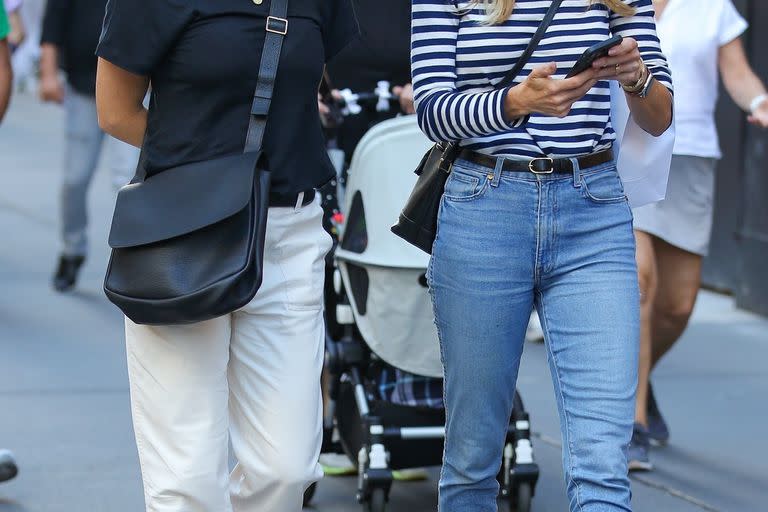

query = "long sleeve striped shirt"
[412, 0, 673, 159]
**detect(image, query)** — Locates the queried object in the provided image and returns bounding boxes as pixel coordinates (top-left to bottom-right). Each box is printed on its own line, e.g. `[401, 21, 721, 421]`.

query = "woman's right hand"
[39, 74, 65, 104]
[504, 62, 598, 120]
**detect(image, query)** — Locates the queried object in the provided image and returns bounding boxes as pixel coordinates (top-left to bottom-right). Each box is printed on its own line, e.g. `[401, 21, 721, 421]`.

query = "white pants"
[125, 198, 331, 512]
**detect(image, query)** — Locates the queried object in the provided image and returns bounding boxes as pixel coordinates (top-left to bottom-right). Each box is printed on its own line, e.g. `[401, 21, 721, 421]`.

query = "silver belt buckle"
[528, 157, 554, 174]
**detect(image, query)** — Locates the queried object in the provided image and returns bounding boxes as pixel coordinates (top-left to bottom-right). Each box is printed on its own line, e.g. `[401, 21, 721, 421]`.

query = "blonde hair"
[474, 0, 635, 25]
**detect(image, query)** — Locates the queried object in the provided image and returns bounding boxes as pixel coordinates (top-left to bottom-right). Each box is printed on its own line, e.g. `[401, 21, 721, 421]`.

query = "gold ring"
[615, 63, 621, 73]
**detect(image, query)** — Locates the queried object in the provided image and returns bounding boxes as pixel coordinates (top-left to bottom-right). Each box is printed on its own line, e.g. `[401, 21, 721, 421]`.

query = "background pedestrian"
[324, 0, 414, 165]
[39, 0, 140, 292]
[630, 0, 768, 471]
[0, 0, 18, 487]
[0, 0, 10, 119]
[3, 0, 24, 51]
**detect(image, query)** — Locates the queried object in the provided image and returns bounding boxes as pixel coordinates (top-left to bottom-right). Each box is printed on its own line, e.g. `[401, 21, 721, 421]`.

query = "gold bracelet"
[621, 62, 648, 94]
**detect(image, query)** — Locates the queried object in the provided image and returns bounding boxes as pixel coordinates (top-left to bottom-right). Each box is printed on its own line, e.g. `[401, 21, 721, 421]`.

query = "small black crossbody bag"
[391, 0, 563, 254]
[103, 0, 290, 325]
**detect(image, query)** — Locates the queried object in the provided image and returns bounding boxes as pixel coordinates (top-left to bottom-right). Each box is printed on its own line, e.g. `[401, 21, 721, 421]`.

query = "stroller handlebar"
[338, 81, 400, 116]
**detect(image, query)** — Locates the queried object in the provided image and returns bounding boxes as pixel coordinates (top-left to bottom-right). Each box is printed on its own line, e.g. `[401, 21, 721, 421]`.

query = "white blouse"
[656, 0, 747, 158]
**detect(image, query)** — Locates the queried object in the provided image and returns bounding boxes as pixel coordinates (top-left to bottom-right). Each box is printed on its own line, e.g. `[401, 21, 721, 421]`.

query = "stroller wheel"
[303, 482, 317, 508]
[513, 482, 532, 512]
[364, 488, 387, 512]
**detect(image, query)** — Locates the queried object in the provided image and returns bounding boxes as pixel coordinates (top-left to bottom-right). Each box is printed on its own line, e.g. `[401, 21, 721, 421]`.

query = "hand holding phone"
[566, 35, 623, 78]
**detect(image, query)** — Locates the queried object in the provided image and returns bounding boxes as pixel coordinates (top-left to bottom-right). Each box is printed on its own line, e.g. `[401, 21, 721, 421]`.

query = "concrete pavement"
[1, 92, 766, 512]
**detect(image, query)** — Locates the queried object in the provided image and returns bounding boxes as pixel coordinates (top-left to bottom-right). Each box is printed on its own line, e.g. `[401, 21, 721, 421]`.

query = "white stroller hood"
[337, 116, 434, 269]
[335, 116, 443, 378]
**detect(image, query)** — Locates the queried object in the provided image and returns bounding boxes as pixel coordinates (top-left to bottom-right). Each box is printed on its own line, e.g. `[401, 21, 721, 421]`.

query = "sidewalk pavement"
[0, 91, 766, 512]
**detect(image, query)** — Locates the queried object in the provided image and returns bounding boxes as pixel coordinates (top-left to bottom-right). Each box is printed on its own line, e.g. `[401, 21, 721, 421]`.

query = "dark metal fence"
[703, 0, 768, 316]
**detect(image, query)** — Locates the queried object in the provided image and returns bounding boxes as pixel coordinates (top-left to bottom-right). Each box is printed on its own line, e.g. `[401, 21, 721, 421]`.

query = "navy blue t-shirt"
[96, 0, 357, 196]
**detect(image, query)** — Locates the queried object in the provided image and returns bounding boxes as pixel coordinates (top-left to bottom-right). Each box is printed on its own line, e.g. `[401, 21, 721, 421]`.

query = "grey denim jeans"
[61, 87, 140, 257]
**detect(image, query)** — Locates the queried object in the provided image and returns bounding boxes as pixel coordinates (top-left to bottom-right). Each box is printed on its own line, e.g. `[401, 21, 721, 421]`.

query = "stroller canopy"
[336, 116, 443, 378]
[336, 116, 434, 269]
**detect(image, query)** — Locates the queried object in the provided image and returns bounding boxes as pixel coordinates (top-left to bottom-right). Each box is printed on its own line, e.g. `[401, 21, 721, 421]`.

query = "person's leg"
[429, 162, 536, 512]
[60, 88, 104, 258]
[633, 230, 657, 428]
[227, 198, 329, 512]
[54, 88, 104, 291]
[627, 230, 658, 469]
[125, 317, 233, 512]
[538, 165, 638, 511]
[649, 237, 702, 367]
[637, 156, 715, 446]
[107, 135, 140, 191]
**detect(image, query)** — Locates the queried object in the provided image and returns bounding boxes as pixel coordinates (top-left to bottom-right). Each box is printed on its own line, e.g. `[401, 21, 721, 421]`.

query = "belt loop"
[490, 157, 504, 188]
[571, 158, 581, 188]
[294, 191, 305, 212]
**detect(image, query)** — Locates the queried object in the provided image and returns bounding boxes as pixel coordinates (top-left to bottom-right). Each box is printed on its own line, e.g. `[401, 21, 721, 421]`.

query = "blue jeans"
[428, 157, 639, 512]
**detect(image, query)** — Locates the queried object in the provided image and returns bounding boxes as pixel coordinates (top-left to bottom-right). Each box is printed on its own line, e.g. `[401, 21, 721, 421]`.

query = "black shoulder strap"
[497, 0, 563, 89]
[245, 0, 290, 153]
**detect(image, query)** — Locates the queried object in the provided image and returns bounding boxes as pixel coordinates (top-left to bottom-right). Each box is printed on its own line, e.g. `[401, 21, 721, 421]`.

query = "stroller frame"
[316, 294, 540, 512]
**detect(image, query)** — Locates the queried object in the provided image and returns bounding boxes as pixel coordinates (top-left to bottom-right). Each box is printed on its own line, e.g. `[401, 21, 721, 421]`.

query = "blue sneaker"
[0, 449, 18, 483]
[628, 423, 653, 472]
[646, 383, 670, 446]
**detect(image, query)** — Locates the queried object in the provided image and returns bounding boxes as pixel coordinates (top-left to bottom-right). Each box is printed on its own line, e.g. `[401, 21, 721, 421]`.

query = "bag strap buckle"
[266, 16, 288, 35]
[528, 157, 554, 174]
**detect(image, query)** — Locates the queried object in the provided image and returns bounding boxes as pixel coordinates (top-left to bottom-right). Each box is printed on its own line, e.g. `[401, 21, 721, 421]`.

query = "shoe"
[392, 468, 429, 481]
[646, 383, 670, 446]
[0, 449, 18, 483]
[53, 254, 85, 292]
[319, 453, 356, 476]
[628, 423, 653, 472]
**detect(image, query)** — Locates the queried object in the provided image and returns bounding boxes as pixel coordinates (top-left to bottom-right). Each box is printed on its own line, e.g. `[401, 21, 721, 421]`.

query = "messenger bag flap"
[108, 151, 262, 249]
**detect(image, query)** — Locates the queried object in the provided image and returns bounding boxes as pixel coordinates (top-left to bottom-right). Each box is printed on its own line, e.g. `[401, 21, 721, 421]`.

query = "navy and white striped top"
[412, 0, 673, 159]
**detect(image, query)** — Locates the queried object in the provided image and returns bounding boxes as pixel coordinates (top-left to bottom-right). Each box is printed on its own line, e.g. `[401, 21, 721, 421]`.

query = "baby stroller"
[306, 116, 540, 512]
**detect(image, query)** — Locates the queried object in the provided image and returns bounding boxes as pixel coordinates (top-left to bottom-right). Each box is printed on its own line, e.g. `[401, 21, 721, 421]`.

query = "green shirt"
[0, 6, 9, 40]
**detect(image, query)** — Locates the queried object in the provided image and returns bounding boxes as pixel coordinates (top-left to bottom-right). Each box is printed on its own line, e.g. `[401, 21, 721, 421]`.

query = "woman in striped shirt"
[414, 0, 673, 510]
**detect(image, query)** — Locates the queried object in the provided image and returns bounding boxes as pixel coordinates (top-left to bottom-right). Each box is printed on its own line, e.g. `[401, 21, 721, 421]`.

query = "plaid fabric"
[378, 367, 444, 409]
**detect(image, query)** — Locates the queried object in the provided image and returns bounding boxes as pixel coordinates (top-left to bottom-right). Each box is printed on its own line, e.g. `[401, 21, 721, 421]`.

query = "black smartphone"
[565, 35, 623, 78]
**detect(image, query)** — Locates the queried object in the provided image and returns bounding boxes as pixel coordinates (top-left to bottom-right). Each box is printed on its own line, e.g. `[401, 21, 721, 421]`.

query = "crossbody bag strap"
[496, 0, 563, 89]
[244, 0, 290, 154]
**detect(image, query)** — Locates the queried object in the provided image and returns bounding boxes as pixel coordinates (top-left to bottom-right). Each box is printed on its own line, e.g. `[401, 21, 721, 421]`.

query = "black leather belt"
[457, 148, 614, 175]
[269, 188, 316, 207]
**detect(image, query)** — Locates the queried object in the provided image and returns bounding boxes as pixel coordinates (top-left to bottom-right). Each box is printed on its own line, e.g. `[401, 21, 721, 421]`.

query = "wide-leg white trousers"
[125, 198, 331, 512]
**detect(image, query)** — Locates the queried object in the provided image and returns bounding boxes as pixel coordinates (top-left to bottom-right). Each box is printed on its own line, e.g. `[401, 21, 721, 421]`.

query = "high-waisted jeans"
[428, 157, 639, 512]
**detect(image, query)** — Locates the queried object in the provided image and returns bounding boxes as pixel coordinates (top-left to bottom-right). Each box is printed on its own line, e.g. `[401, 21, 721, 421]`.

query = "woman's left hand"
[748, 99, 768, 128]
[592, 37, 645, 88]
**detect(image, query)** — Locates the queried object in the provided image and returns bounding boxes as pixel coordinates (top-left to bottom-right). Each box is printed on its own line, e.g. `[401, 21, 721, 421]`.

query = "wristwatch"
[749, 94, 767, 114]
[622, 64, 654, 98]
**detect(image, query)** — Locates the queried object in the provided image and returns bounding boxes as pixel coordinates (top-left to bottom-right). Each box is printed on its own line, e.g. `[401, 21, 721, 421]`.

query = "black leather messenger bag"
[391, 0, 562, 254]
[103, 0, 289, 325]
